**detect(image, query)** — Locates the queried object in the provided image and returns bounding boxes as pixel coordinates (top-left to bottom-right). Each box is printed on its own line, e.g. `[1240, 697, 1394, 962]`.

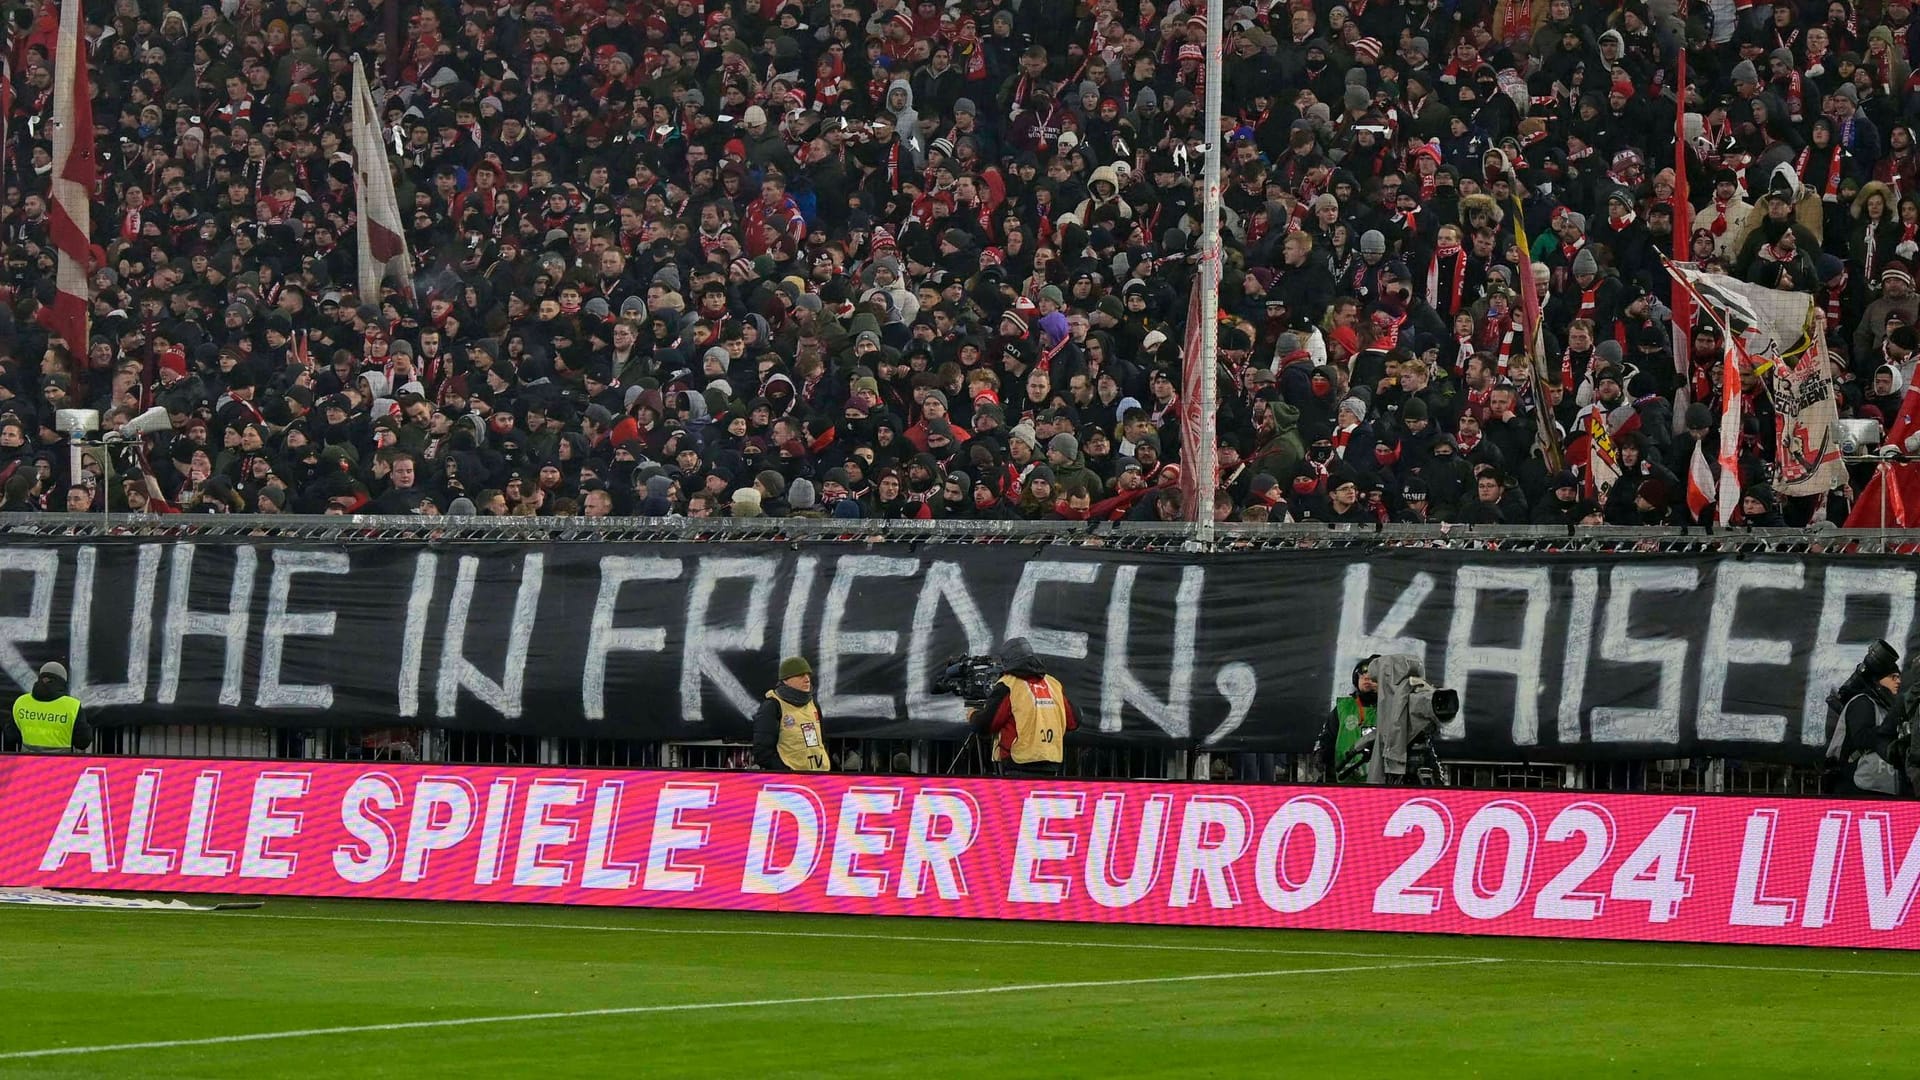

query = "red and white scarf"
[1796, 144, 1842, 198]
[1426, 242, 1467, 315]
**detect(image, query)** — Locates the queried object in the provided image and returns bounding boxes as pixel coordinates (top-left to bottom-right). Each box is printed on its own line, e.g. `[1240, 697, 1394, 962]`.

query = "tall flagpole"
[1194, 0, 1222, 544]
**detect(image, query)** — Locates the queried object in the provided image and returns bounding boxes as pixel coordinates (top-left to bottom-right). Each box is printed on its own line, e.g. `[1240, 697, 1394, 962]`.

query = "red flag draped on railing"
[38, 0, 91, 350]
[1178, 273, 1206, 518]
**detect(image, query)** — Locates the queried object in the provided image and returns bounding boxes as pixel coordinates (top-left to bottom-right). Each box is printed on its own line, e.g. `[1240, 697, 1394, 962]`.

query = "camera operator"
[1826, 641, 1909, 797]
[753, 656, 830, 773]
[970, 638, 1077, 777]
[1319, 656, 1378, 782]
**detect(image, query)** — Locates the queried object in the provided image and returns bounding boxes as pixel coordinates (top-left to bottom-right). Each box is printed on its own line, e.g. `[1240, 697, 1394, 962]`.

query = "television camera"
[1337, 654, 1459, 786]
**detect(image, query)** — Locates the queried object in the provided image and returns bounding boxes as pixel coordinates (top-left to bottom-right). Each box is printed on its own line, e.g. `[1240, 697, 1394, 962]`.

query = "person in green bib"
[753, 656, 829, 772]
[1320, 655, 1378, 783]
[12, 661, 91, 753]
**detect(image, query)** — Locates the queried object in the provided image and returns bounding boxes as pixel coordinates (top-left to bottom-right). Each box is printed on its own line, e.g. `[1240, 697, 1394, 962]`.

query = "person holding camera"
[1825, 641, 1910, 797]
[970, 638, 1077, 777]
[1320, 656, 1379, 783]
[753, 656, 830, 773]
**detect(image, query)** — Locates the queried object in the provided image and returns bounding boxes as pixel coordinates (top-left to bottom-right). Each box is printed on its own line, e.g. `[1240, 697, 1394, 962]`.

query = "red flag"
[1178, 273, 1206, 519]
[1686, 438, 1715, 521]
[41, 0, 90, 349]
[1716, 338, 1745, 525]
[1671, 46, 1694, 380]
[1846, 462, 1920, 527]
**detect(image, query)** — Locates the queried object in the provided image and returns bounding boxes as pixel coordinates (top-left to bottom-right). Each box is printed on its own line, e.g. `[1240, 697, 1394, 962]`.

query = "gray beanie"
[1339, 396, 1368, 420]
[1572, 248, 1600, 277]
[756, 469, 787, 498]
[447, 496, 477, 516]
[789, 477, 817, 511]
[1596, 340, 1625, 366]
[1561, 210, 1586, 233]
[1732, 59, 1759, 84]
[1344, 86, 1370, 112]
[1359, 230, 1387, 256]
[1048, 433, 1079, 459]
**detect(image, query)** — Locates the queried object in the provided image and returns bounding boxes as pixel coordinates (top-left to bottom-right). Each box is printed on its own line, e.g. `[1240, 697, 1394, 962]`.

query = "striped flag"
[1178, 272, 1206, 519]
[352, 56, 411, 304]
[1686, 439, 1715, 522]
[39, 0, 91, 349]
[1716, 338, 1745, 525]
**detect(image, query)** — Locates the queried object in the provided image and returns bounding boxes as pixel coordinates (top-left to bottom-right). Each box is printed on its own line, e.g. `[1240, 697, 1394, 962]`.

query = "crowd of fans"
[0, 0, 1917, 526]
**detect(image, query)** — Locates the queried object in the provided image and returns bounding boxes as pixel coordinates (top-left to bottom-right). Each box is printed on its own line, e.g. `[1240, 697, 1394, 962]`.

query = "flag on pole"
[39, 0, 91, 350]
[1583, 408, 1621, 500]
[1686, 438, 1715, 521]
[1845, 462, 1920, 527]
[1671, 47, 1693, 378]
[1504, 171, 1564, 472]
[1770, 312, 1844, 497]
[1178, 272, 1207, 519]
[352, 56, 411, 304]
[1716, 338, 1744, 525]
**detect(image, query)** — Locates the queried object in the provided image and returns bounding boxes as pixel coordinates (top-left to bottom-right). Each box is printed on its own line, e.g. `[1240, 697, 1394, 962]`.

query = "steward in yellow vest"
[12, 661, 92, 752]
[753, 656, 829, 772]
[971, 638, 1077, 777]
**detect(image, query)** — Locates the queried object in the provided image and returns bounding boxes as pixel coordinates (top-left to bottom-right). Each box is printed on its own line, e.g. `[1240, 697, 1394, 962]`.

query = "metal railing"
[4, 512, 1920, 552]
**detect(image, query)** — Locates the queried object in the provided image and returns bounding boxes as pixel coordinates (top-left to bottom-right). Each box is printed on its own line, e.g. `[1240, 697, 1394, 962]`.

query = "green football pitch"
[1, 899, 1916, 1077]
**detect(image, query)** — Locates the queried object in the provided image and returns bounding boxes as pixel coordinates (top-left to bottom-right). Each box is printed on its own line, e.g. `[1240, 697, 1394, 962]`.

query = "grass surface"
[1, 899, 1916, 1077]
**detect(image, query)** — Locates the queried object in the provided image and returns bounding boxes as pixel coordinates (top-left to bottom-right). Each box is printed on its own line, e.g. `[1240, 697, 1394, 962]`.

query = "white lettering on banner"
[437, 554, 544, 720]
[905, 563, 995, 725]
[238, 773, 310, 880]
[681, 558, 777, 725]
[1802, 810, 1852, 929]
[1452, 801, 1536, 921]
[1857, 812, 1920, 932]
[39, 767, 115, 873]
[741, 785, 826, 895]
[1730, 810, 1798, 927]
[1590, 566, 1698, 743]
[402, 778, 478, 883]
[1168, 796, 1252, 910]
[334, 773, 402, 884]
[1333, 565, 1434, 708]
[1557, 569, 1600, 744]
[1698, 564, 1804, 743]
[1008, 792, 1084, 904]
[1005, 561, 1100, 661]
[1442, 567, 1551, 744]
[181, 771, 236, 877]
[582, 781, 642, 891]
[1804, 568, 1917, 746]
[581, 557, 682, 721]
[70, 545, 160, 707]
[898, 789, 979, 901]
[472, 779, 517, 886]
[1373, 798, 1453, 916]
[1201, 662, 1260, 748]
[0, 547, 57, 690]
[258, 550, 350, 710]
[1532, 803, 1615, 921]
[1102, 566, 1202, 738]
[1084, 792, 1172, 909]
[826, 787, 905, 899]
[818, 557, 919, 719]
[121, 768, 177, 876]
[643, 782, 717, 892]
[1253, 796, 1343, 914]
[778, 556, 820, 662]
[158, 544, 257, 707]
[397, 553, 436, 718]
[512, 779, 584, 888]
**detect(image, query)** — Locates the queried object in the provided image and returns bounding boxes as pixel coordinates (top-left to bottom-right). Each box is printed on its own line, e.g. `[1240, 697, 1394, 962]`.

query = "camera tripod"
[946, 699, 991, 775]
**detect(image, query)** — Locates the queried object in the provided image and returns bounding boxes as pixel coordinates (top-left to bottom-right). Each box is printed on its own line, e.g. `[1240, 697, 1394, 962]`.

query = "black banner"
[1, 541, 1913, 764]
